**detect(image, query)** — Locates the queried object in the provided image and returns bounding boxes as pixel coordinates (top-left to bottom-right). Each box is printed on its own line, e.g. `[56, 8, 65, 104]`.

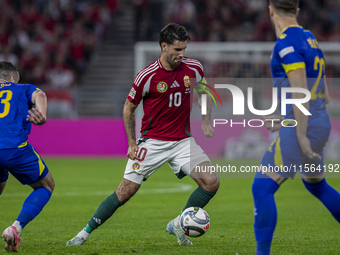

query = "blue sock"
[16, 188, 52, 229]
[252, 172, 280, 255]
[303, 179, 340, 222]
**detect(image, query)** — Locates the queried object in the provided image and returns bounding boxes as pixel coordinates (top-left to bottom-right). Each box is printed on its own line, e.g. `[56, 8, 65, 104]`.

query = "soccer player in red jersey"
[67, 23, 219, 246]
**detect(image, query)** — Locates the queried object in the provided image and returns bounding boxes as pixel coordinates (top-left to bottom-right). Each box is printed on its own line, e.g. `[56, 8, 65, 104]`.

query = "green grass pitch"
[1, 158, 340, 254]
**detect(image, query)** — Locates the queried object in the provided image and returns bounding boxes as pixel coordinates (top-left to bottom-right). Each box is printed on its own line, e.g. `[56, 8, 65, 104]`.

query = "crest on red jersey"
[183, 75, 190, 87]
[132, 163, 140, 170]
[157, 82, 168, 93]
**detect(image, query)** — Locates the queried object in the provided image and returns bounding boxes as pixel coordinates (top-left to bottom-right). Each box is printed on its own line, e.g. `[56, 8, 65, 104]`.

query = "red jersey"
[127, 57, 204, 141]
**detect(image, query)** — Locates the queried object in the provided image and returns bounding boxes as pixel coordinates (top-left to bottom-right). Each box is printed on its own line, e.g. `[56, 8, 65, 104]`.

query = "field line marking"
[2, 183, 194, 198]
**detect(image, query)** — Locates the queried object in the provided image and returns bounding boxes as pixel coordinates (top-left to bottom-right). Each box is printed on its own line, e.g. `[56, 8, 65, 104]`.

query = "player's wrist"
[296, 133, 307, 140]
[128, 140, 137, 146]
[202, 119, 211, 125]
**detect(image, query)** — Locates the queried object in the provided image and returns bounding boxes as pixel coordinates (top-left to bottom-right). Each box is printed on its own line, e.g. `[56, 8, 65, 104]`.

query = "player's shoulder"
[275, 26, 307, 48]
[133, 59, 161, 87]
[181, 57, 204, 71]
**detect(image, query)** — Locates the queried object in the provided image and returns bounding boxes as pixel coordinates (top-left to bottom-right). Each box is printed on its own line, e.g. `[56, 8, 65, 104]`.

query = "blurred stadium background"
[1, 0, 340, 159]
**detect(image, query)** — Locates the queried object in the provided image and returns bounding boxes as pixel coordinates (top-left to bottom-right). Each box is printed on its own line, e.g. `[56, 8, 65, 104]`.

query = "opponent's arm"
[123, 99, 139, 160]
[195, 79, 214, 138]
[27, 90, 47, 125]
[288, 68, 321, 161]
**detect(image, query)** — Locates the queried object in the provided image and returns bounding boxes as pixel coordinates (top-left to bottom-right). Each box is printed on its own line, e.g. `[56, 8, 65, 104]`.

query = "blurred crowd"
[1, 0, 339, 116]
[134, 0, 340, 42]
[134, 0, 340, 81]
[0, 0, 118, 116]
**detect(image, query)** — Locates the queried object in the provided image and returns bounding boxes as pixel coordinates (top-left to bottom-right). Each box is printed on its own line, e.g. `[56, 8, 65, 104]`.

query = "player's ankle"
[12, 221, 22, 235]
[174, 215, 181, 228]
[77, 229, 90, 240]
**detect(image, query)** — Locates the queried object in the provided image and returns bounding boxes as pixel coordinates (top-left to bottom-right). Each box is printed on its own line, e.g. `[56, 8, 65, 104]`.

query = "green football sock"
[183, 187, 216, 212]
[88, 191, 123, 230]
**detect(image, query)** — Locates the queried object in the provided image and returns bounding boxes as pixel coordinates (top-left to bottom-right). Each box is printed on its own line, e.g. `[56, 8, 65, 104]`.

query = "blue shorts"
[0, 143, 49, 185]
[261, 126, 331, 178]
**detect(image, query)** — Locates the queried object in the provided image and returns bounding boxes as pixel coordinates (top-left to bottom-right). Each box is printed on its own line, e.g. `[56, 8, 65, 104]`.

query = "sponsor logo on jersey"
[279, 46, 294, 58]
[170, 80, 180, 89]
[157, 82, 168, 93]
[129, 87, 136, 99]
[132, 163, 141, 170]
[183, 75, 190, 87]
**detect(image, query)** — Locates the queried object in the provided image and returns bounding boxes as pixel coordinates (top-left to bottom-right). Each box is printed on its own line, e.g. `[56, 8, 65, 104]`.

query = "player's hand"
[201, 121, 214, 138]
[263, 115, 281, 132]
[26, 108, 47, 125]
[298, 135, 322, 161]
[127, 141, 139, 160]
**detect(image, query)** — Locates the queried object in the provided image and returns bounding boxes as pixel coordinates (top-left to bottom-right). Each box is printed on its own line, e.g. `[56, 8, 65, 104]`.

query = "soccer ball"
[180, 207, 210, 237]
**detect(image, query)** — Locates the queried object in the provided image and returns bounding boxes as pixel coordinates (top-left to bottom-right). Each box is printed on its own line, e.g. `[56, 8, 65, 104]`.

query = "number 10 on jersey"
[169, 92, 182, 107]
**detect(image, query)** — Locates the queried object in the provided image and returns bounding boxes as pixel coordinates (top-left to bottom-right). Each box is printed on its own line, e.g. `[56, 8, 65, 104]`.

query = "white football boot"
[2, 226, 23, 252]
[66, 236, 87, 246]
[166, 216, 193, 246]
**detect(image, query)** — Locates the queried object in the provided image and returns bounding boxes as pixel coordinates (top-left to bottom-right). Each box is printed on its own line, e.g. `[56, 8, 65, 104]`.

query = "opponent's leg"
[2, 172, 54, 252]
[302, 173, 340, 223]
[67, 178, 140, 245]
[252, 170, 285, 255]
[15, 172, 55, 232]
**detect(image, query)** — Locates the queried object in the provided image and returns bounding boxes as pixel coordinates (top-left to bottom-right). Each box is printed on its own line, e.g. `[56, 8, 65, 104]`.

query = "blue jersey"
[270, 25, 330, 127]
[0, 82, 41, 149]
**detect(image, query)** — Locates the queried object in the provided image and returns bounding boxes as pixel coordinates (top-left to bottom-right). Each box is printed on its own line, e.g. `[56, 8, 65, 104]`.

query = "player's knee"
[252, 175, 279, 199]
[44, 174, 55, 194]
[212, 177, 220, 192]
[201, 177, 220, 193]
[252, 178, 262, 199]
[116, 179, 140, 203]
[302, 178, 326, 197]
[116, 189, 134, 204]
[48, 178, 55, 193]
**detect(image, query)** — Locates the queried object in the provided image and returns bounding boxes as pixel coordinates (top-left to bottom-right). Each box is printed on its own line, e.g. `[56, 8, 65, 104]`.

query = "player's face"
[164, 40, 187, 69]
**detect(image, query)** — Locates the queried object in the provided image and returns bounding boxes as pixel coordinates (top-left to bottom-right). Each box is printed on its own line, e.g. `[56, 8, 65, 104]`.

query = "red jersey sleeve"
[127, 61, 159, 105]
[182, 57, 205, 83]
[127, 82, 143, 105]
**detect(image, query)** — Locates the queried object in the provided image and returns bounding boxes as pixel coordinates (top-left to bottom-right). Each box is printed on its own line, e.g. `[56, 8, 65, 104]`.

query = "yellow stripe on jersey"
[274, 136, 284, 168]
[282, 62, 306, 74]
[32, 148, 45, 176]
[280, 25, 302, 36]
[268, 134, 279, 153]
[281, 120, 296, 126]
[18, 141, 28, 148]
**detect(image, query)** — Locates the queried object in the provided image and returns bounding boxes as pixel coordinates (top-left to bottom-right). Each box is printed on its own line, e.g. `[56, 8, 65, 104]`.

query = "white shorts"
[124, 137, 210, 184]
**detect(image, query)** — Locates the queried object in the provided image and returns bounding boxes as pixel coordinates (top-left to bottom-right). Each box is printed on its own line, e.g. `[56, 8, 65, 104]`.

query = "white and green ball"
[180, 207, 210, 237]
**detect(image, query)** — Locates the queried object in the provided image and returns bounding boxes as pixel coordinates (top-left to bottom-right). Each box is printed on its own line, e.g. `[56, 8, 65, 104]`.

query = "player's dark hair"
[159, 23, 191, 47]
[0, 61, 18, 81]
[270, 0, 299, 15]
